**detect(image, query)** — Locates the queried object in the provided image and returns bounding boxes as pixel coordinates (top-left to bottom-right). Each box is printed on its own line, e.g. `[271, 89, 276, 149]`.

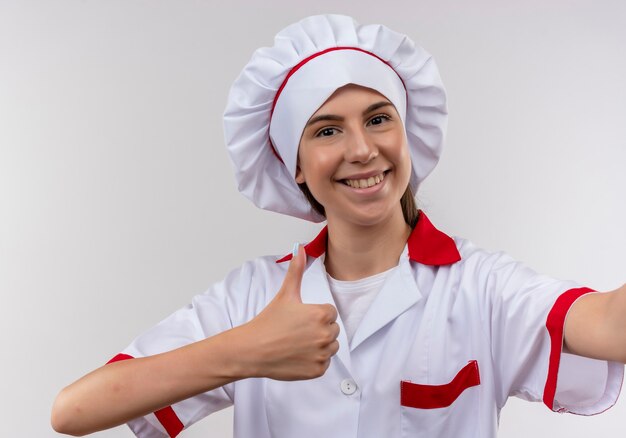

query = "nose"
[344, 126, 378, 164]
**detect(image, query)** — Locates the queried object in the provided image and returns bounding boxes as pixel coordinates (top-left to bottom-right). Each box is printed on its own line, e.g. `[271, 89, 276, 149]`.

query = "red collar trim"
[276, 212, 461, 266]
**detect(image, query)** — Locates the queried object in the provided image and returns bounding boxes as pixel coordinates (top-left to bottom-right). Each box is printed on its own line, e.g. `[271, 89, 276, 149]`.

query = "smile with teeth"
[343, 171, 387, 189]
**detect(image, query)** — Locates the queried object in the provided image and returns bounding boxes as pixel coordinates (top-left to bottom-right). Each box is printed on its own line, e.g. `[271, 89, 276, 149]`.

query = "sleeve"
[478, 251, 624, 415]
[105, 262, 256, 437]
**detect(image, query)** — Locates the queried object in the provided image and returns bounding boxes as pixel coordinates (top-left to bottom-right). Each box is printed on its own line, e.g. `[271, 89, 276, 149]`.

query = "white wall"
[1, 1, 624, 436]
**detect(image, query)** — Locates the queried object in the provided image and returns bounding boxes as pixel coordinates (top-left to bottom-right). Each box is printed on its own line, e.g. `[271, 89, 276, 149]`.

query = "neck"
[324, 208, 412, 281]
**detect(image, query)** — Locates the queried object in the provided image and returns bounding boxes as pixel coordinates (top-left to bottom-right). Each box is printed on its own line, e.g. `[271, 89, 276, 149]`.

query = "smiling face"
[295, 84, 412, 228]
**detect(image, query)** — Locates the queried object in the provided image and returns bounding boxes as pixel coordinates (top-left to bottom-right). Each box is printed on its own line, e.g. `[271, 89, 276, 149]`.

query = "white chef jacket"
[107, 212, 624, 437]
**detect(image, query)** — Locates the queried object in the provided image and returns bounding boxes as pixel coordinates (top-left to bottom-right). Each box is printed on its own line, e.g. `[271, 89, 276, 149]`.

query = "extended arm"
[563, 283, 626, 363]
[51, 247, 339, 436]
[51, 325, 251, 436]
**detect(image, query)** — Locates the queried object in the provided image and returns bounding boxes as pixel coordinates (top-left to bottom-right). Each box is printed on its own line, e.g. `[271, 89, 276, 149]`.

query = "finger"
[329, 321, 340, 340]
[319, 303, 338, 323]
[280, 243, 306, 301]
[328, 340, 340, 356]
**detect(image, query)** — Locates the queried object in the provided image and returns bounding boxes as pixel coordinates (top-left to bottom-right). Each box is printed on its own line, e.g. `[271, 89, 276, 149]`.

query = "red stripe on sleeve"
[104, 353, 185, 436]
[543, 287, 596, 411]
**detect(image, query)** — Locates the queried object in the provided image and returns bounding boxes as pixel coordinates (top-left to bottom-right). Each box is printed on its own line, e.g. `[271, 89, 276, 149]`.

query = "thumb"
[280, 243, 306, 301]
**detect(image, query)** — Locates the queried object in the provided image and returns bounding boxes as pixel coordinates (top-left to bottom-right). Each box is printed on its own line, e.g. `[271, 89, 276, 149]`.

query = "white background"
[1, 1, 624, 437]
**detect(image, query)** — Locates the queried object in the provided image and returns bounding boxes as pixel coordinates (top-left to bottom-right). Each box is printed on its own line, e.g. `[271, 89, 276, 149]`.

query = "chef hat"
[223, 14, 447, 222]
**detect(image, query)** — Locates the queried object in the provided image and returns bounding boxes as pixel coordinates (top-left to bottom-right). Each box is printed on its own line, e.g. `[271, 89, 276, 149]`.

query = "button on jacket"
[108, 213, 624, 437]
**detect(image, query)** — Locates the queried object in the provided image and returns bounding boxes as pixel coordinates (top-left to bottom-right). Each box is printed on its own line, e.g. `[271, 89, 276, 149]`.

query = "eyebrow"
[363, 101, 394, 115]
[305, 101, 393, 127]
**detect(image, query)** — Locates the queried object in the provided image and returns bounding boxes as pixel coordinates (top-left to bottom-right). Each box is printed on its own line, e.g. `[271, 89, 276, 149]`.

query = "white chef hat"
[223, 14, 447, 222]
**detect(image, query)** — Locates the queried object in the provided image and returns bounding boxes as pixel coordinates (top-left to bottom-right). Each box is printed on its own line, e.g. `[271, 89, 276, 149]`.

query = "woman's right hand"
[239, 244, 340, 381]
[51, 245, 340, 435]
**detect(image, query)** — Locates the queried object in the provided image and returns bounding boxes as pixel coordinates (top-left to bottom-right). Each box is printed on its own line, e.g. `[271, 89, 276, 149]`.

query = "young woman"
[51, 14, 625, 438]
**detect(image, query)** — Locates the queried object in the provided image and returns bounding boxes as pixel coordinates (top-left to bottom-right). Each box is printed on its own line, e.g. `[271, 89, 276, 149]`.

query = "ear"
[295, 164, 305, 184]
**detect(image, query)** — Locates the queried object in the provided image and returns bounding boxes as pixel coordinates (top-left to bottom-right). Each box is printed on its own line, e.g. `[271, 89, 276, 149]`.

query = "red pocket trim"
[401, 360, 480, 409]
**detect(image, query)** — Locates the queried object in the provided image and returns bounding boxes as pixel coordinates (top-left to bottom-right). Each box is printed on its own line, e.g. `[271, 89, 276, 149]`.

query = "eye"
[367, 114, 392, 126]
[315, 127, 339, 137]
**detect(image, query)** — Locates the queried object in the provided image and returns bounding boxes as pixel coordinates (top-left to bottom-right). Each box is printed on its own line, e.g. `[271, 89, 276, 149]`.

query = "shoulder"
[195, 253, 288, 324]
[446, 236, 548, 293]
[221, 253, 288, 286]
[451, 236, 514, 272]
[449, 236, 578, 304]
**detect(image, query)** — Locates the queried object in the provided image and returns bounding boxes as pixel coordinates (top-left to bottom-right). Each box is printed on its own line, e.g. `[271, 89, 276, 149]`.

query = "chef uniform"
[106, 14, 624, 437]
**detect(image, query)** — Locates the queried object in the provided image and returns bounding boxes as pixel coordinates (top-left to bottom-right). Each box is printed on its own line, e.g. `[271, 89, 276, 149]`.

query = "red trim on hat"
[105, 353, 184, 437]
[543, 287, 596, 412]
[400, 360, 481, 409]
[272, 47, 406, 115]
[269, 46, 408, 163]
[276, 211, 461, 265]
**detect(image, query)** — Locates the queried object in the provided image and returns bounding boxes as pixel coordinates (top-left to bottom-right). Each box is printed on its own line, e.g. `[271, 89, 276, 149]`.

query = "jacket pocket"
[401, 360, 480, 409]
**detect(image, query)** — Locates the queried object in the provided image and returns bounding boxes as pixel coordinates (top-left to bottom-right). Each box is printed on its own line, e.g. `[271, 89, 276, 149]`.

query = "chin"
[335, 206, 399, 228]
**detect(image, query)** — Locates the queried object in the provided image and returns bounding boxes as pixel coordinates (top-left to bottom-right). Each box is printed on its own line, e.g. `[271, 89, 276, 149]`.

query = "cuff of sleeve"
[127, 415, 169, 438]
[543, 287, 625, 415]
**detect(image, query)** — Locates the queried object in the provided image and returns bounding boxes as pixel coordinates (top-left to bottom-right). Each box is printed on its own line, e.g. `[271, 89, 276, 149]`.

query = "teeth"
[344, 172, 386, 189]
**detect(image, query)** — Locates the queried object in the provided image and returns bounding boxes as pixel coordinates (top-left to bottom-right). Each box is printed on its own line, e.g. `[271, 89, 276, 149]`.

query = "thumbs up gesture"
[240, 244, 340, 381]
